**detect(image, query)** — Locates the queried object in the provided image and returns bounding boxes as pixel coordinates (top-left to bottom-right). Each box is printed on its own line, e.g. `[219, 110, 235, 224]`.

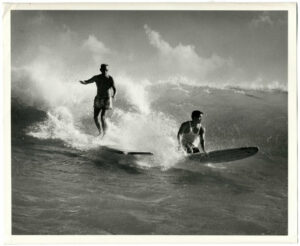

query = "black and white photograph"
[3, 2, 297, 243]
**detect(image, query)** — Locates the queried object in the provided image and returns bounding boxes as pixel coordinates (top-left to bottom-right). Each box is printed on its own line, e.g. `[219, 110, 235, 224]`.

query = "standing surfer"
[80, 64, 117, 137]
[177, 110, 207, 154]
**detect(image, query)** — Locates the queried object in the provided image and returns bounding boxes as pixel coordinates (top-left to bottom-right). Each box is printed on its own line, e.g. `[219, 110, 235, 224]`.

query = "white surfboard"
[188, 147, 259, 163]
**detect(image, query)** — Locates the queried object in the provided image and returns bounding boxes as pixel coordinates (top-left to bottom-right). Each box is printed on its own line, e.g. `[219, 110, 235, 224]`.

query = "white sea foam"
[23, 71, 183, 168]
[27, 106, 100, 150]
[13, 57, 286, 168]
[155, 76, 287, 92]
[27, 106, 182, 168]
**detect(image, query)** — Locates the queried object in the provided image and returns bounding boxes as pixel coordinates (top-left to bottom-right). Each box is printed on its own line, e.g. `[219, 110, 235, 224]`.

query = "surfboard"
[100, 145, 153, 156]
[188, 147, 259, 163]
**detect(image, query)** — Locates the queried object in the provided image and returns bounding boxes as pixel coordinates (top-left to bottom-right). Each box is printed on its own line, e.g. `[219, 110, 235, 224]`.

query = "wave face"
[11, 71, 287, 235]
[12, 69, 287, 165]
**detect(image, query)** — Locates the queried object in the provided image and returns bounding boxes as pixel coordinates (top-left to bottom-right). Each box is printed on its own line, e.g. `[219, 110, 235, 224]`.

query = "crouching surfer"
[80, 64, 116, 137]
[177, 110, 207, 154]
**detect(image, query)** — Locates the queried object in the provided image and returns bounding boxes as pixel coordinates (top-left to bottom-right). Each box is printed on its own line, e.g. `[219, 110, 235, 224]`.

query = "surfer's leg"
[100, 109, 107, 136]
[94, 107, 101, 135]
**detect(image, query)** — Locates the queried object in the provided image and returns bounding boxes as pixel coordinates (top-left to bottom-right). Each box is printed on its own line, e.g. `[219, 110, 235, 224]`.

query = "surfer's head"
[191, 110, 203, 123]
[100, 64, 109, 75]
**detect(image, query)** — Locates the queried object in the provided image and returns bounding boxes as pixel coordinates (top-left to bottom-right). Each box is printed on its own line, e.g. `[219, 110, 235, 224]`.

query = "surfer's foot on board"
[96, 129, 106, 139]
[96, 128, 102, 137]
[101, 131, 106, 139]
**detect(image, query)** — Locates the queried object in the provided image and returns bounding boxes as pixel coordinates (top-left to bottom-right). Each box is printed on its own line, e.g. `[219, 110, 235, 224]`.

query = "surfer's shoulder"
[109, 75, 115, 83]
[100, 74, 114, 82]
[93, 74, 101, 80]
[180, 121, 190, 128]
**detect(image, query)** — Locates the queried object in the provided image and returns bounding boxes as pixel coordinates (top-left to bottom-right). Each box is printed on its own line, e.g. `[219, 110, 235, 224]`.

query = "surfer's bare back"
[80, 64, 117, 137]
[177, 110, 207, 154]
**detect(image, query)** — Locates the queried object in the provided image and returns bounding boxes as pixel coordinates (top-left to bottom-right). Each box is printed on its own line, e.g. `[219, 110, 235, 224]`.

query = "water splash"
[27, 104, 182, 169]
[27, 106, 99, 150]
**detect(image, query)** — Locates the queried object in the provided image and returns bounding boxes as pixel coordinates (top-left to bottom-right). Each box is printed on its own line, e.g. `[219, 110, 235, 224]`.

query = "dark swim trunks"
[94, 96, 112, 110]
[184, 144, 200, 154]
[186, 147, 200, 154]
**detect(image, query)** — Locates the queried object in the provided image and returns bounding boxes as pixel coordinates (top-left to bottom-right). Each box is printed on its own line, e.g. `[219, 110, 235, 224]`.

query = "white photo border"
[3, 2, 297, 244]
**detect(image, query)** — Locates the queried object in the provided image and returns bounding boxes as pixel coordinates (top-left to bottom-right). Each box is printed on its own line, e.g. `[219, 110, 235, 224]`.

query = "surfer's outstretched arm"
[79, 76, 96, 85]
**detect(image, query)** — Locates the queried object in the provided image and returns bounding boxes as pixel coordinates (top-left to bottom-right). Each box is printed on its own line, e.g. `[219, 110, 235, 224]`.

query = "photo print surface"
[10, 9, 289, 236]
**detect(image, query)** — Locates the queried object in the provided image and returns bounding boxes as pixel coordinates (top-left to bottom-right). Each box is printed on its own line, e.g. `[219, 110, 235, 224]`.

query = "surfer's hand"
[79, 80, 86, 85]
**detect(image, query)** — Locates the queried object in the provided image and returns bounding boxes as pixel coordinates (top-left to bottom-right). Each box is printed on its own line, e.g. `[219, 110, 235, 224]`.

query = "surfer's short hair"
[100, 64, 108, 71]
[191, 110, 203, 119]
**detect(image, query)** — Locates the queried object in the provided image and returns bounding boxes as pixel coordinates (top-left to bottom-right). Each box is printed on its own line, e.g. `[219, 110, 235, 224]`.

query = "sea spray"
[106, 108, 182, 168]
[115, 75, 152, 114]
[12, 66, 95, 116]
[13, 62, 287, 166]
[27, 105, 183, 169]
[25, 73, 184, 168]
[27, 106, 100, 150]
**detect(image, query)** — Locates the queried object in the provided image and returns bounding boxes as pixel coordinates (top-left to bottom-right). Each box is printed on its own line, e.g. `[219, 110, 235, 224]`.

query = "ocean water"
[11, 84, 287, 235]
